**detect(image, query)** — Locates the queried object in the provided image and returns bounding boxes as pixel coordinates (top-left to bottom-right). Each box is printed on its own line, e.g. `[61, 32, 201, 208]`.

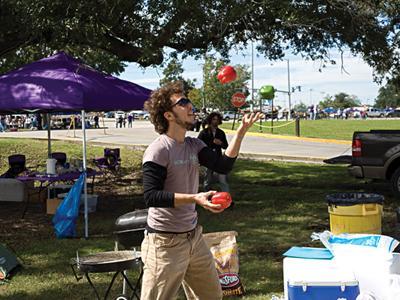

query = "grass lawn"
[0, 138, 399, 299]
[221, 119, 400, 140]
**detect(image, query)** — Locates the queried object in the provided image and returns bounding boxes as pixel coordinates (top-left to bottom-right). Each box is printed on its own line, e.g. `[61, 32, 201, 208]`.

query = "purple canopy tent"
[0, 51, 151, 112]
[0, 52, 152, 238]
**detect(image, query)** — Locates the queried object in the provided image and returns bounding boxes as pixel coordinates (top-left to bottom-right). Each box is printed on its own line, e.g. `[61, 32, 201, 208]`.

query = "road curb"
[238, 152, 326, 163]
[224, 129, 351, 145]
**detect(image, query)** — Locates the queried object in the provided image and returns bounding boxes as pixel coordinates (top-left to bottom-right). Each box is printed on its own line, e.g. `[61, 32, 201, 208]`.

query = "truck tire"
[391, 167, 400, 198]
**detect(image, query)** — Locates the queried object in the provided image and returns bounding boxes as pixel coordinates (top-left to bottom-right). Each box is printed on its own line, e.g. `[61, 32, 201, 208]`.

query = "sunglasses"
[172, 97, 192, 107]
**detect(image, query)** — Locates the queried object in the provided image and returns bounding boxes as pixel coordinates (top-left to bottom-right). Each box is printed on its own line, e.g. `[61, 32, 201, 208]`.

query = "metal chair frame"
[93, 148, 121, 179]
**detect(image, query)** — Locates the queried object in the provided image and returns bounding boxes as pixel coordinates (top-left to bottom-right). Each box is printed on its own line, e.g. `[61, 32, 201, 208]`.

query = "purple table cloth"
[17, 168, 97, 183]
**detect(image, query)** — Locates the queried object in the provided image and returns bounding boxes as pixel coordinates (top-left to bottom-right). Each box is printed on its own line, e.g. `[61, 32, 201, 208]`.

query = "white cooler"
[283, 257, 360, 300]
[284, 253, 400, 300]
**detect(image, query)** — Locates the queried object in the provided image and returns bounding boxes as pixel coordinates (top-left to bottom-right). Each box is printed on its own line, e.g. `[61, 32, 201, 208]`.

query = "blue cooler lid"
[283, 247, 333, 260]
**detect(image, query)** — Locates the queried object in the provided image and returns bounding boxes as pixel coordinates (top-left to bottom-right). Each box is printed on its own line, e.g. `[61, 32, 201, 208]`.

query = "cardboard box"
[46, 198, 63, 214]
[27, 186, 47, 203]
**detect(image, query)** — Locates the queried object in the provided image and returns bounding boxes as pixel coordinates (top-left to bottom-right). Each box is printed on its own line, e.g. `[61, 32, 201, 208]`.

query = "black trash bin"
[326, 192, 384, 234]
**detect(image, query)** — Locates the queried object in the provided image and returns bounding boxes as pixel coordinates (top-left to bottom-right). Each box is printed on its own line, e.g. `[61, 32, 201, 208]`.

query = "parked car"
[263, 109, 279, 120]
[51, 115, 73, 129]
[105, 111, 115, 118]
[325, 130, 400, 197]
[365, 108, 384, 118]
[130, 110, 147, 119]
[386, 109, 400, 118]
[222, 111, 242, 121]
[115, 111, 126, 119]
[349, 109, 361, 118]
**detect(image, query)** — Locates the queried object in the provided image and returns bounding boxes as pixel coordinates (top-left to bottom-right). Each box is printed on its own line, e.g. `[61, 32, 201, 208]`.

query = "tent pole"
[102, 115, 106, 135]
[47, 113, 51, 158]
[82, 110, 89, 239]
[73, 116, 76, 138]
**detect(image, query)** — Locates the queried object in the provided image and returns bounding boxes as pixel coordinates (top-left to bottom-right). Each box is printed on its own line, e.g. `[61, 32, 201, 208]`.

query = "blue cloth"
[283, 247, 333, 260]
[52, 173, 84, 238]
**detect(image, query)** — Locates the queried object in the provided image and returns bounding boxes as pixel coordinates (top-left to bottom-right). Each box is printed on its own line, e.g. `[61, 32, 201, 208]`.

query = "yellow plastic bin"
[326, 193, 383, 235]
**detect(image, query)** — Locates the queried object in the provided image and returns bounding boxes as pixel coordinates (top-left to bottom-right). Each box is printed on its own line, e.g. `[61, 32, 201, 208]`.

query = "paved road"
[0, 120, 351, 162]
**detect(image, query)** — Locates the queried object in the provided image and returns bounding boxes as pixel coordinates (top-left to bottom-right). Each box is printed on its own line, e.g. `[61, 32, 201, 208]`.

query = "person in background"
[128, 114, 134, 127]
[192, 112, 201, 132]
[36, 114, 42, 130]
[200, 106, 209, 130]
[118, 115, 123, 128]
[31, 115, 37, 130]
[23, 115, 30, 129]
[85, 118, 91, 128]
[198, 112, 230, 192]
[141, 81, 262, 300]
[0, 115, 5, 132]
[94, 115, 100, 128]
[336, 108, 342, 119]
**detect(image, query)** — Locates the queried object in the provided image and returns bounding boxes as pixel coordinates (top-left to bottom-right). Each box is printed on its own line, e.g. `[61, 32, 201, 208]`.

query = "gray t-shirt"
[143, 134, 206, 232]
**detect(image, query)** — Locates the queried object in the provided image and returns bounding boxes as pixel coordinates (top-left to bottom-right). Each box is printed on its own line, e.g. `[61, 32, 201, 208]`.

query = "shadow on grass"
[197, 159, 399, 298]
[1, 153, 399, 299]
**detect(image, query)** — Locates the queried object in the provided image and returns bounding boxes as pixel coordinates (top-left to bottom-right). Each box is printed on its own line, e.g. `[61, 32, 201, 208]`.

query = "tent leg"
[82, 110, 89, 239]
[47, 113, 51, 158]
[102, 115, 106, 135]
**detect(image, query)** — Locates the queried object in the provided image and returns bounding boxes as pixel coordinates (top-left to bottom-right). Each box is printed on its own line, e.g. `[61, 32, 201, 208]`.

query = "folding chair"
[0, 154, 28, 178]
[1, 154, 36, 218]
[51, 152, 67, 167]
[49, 152, 74, 199]
[93, 148, 121, 179]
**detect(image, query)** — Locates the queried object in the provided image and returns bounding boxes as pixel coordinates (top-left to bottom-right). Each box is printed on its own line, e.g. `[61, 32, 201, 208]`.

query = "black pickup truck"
[325, 130, 400, 197]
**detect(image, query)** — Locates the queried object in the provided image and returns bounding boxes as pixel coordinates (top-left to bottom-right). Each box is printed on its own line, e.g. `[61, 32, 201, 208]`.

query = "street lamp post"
[287, 60, 292, 117]
[251, 42, 263, 132]
[251, 41, 254, 105]
[202, 53, 207, 109]
[275, 59, 301, 120]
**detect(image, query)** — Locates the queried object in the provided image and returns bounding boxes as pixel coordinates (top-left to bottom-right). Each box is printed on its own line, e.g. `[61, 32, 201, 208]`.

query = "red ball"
[217, 66, 237, 84]
[211, 192, 232, 209]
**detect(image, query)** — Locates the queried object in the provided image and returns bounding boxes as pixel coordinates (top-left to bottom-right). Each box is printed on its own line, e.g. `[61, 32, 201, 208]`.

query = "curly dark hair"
[205, 112, 222, 126]
[144, 81, 185, 134]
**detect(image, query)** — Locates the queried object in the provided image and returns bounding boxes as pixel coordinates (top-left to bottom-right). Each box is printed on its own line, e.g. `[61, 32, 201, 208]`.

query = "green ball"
[259, 85, 275, 99]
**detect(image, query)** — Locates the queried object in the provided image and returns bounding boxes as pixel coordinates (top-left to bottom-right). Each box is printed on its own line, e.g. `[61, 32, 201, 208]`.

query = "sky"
[119, 47, 383, 109]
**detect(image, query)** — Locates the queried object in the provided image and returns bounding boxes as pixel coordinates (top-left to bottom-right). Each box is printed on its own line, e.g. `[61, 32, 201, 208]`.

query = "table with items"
[17, 168, 98, 217]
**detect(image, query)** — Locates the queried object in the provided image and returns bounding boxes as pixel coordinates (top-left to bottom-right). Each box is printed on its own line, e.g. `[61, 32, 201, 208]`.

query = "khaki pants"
[140, 225, 222, 300]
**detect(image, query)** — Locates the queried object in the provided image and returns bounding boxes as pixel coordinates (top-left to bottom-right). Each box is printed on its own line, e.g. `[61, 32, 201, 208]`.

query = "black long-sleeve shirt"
[197, 127, 228, 156]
